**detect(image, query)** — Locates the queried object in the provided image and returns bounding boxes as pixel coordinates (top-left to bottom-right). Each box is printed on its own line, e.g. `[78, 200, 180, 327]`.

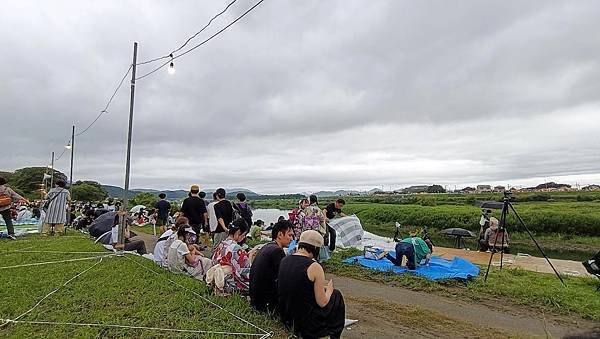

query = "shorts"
[156, 217, 167, 227]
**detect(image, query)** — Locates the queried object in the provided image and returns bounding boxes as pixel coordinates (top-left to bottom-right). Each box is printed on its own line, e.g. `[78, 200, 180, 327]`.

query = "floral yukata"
[302, 204, 326, 235]
[211, 238, 251, 295]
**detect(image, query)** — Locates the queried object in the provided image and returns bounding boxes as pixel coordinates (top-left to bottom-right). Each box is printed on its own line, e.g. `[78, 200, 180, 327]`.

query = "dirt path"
[331, 274, 597, 338]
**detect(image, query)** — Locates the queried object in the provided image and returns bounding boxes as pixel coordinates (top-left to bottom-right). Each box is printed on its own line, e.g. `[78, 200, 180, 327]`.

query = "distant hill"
[102, 185, 259, 200]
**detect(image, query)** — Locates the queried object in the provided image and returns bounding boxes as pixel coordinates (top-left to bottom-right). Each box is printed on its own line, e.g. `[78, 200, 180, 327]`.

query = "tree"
[8, 167, 67, 198]
[71, 181, 108, 202]
[129, 192, 158, 209]
[427, 185, 446, 193]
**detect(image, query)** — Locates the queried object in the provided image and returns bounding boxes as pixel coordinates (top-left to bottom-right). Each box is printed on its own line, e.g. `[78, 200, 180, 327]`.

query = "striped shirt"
[43, 187, 70, 224]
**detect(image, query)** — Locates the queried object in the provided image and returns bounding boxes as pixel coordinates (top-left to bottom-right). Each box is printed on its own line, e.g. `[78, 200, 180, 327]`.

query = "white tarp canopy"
[130, 205, 146, 213]
[328, 214, 365, 247]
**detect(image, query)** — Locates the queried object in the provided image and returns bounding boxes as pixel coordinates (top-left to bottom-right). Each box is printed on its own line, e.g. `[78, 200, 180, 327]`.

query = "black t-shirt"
[181, 196, 207, 226]
[214, 200, 234, 233]
[325, 203, 341, 219]
[154, 200, 171, 220]
[249, 242, 285, 312]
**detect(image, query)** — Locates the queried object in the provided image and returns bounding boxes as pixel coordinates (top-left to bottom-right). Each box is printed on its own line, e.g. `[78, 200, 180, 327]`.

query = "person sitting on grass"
[249, 220, 294, 314]
[111, 213, 147, 255]
[154, 216, 188, 267]
[278, 230, 346, 339]
[480, 217, 510, 253]
[166, 225, 212, 280]
[207, 218, 253, 295]
[386, 228, 431, 270]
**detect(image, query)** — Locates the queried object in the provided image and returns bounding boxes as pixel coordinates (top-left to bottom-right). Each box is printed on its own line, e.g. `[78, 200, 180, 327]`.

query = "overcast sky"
[2, 1, 599, 194]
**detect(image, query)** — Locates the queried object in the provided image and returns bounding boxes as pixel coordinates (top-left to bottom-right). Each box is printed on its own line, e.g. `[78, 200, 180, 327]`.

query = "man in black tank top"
[278, 230, 345, 339]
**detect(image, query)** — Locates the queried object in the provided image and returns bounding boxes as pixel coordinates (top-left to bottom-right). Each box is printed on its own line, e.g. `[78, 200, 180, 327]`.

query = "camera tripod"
[484, 192, 566, 286]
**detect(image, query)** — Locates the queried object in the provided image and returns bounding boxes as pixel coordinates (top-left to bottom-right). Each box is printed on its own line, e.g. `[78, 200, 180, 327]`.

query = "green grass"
[324, 248, 600, 321]
[0, 234, 286, 338]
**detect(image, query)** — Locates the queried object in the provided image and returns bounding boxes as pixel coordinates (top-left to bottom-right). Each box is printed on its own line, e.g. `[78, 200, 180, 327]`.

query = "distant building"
[493, 185, 506, 192]
[476, 185, 492, 193]
[460, 186, 476, 193]
[582, 184, 600, 191]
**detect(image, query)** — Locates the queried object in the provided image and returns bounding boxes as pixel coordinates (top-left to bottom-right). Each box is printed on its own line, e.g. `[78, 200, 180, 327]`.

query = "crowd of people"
[147, 186, 347, 338]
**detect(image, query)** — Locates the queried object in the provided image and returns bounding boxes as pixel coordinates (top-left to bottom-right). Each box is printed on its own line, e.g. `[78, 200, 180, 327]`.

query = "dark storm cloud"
[1, 0, 600, 193]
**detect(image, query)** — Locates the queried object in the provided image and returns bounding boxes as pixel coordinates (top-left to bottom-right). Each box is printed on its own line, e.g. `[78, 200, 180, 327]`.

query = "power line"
[136, 0, 239, 66]
[135, 0, 265, 81]
[75, 64, 133, 137]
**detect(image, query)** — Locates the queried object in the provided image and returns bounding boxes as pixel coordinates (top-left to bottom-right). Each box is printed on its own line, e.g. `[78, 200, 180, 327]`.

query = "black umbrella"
[88, 211, 117, 238]
[440, 228, 476, 237]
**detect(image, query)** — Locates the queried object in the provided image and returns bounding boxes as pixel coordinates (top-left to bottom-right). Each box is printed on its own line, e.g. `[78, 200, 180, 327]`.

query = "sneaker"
[7, 234, 16, 240]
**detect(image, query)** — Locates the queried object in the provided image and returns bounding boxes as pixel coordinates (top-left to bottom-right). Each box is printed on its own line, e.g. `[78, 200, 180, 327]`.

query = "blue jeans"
[386, 242, 416, 270]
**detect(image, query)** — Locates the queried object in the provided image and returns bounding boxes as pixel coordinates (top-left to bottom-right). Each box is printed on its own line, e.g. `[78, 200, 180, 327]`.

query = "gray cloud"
[2, 0, 600, 194]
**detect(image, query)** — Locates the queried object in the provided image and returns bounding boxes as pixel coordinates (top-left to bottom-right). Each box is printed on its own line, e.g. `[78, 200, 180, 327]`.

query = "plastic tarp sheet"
[328, 215, 364, 247]
[343, 253, 480, 281]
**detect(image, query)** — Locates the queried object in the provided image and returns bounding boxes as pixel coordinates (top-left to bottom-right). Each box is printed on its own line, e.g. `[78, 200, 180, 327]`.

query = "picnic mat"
[343, 253, 480, 280]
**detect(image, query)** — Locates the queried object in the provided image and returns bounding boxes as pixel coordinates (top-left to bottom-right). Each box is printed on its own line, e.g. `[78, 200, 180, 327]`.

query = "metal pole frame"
[116, 42, 138, 255]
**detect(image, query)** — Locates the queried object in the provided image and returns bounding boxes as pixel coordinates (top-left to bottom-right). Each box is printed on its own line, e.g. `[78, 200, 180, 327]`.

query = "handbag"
[0, 194, 11, 208]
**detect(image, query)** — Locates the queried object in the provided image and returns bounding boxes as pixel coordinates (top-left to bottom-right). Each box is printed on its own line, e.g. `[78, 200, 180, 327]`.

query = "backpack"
[230, 201, 243, 222]
[233, 202, 252, 225]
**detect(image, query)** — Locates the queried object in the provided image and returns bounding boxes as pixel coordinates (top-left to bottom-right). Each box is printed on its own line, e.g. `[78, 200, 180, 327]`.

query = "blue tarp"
[343, 252, 480, 281]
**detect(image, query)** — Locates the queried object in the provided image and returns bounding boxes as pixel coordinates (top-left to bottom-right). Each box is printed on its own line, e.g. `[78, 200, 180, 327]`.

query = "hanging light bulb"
[65, 143, 72, 150]
[168, 61, 176, 75]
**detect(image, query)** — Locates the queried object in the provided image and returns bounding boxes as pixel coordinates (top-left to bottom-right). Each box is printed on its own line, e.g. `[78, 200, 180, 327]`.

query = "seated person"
[154, 216, 188, 267]
[250, 220, 294, 313]
[278, 230, 346, 339]
[94, 203, 109, 219]
[386, 228, 431, 270]
[207, 219, 252, 295]
[76, 209, 95, 230]
[111, 213, 147, 255]
[166, 225, 212, 280]
[480, 217, 510, 253]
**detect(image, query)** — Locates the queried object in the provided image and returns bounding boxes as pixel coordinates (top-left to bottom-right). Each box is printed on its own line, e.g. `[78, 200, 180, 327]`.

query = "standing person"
[207, 192, 218, 234]
[0, 177, 28, 239]
[154, 193, 171, 235]
[212, 188, 234, 253]
[250, 220, 294, 313]
[180, 185, 208, 245]
[199, 191, 209, 207]
[322, 198, 346, 252]
[233, 192, 253, 229]
[278, 230, 345, 339]
[289, 198, 309, 240]
[302, 195, 328, 260]
[42, 180, 71, 236]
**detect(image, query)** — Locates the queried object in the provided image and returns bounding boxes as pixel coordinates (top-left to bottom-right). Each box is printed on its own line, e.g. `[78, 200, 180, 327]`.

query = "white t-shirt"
[166, 239, 189, 273]
[153, 229, 174, 266]
[207, 201, 218, 232]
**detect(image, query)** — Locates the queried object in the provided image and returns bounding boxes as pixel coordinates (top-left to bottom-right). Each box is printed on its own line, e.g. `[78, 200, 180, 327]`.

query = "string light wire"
[136, 0, 239, 66]
[135, 0, 264, 81]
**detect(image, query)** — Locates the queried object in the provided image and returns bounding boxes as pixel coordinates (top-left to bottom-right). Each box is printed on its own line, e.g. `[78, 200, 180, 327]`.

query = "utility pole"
[69, 125, 75, 188]
[50, 151, 55, 188]
[117, 42, 138, 255]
